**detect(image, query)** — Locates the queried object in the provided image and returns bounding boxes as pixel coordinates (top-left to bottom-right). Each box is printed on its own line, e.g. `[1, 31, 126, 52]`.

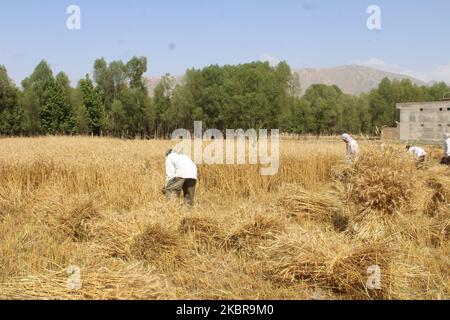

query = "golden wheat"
[0, 136, 448, 300]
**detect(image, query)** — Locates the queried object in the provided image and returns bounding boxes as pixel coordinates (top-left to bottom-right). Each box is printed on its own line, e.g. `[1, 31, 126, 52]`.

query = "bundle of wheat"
[41, 194, 101, 242]
[0, 261, 173, 300]
[424, 176, 450, 216]
[330, 164, 355, 184]
[131, 223, 180, 262]
[345, 208, 404, 241]
[261, 230, 392, 299]
[223, 214, 286, 252]
[93, 213, 137, 260]
[342, 149, 417, 214]
[276, 186, 348, 230]
[179, 214, 223, 246]
[333, 148, 424, 240]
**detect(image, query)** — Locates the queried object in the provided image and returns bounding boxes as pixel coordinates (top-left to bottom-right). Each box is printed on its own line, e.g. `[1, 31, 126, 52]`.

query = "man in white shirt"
[341, 134, 359, 164]
[163, 149, 198, 206]
[441, 133, 450, 165]
[406, 145, 426, 168]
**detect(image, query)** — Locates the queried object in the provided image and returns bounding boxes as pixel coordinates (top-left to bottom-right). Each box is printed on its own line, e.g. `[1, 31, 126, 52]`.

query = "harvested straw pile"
[93, 213, 137, 259]
[131, 223, 180, 262]
[333, 148, 429, 241]
[0, 261, 173, 300]
[277, 186, 349, 230]
[424, 176, 450, 216]
[277, 147, 449, 241]
[42, 195, 101, 242]
[261, 230, 392, 299]
[343, 149, 416, 214]
[224, 214, 286, 252]
[345, 209, 405, 241]
[179, 214, 223, 246]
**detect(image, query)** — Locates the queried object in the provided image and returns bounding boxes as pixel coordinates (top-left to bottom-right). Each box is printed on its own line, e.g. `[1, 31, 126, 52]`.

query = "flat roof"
[397, 101, 450, 108]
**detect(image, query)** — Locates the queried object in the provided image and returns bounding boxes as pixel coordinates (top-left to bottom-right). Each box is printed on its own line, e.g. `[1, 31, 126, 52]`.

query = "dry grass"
[0, 260, 174, 300]
[260, 230, 392, 299]
[0, 136, 448, 300]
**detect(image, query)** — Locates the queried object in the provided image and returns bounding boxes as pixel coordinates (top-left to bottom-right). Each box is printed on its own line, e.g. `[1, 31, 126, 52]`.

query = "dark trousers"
[417, 155, 425, 169]
[441, 156, 450, 165]
[165, 178, 197, 206]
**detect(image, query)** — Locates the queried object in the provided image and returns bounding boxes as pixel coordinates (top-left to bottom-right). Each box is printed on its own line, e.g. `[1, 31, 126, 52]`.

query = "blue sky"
[1, 0, 450, 85]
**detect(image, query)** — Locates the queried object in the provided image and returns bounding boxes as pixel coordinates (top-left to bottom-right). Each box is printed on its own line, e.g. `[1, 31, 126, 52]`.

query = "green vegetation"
[0, 59, 448, 137]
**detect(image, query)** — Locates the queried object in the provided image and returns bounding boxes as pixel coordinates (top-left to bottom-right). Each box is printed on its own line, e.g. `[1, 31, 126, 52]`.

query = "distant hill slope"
[146, 65, 427, 96]
[295, 65, 427, 95]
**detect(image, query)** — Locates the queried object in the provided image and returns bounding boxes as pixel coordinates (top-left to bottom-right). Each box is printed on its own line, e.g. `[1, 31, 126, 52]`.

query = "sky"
[1, 0, 450, 86]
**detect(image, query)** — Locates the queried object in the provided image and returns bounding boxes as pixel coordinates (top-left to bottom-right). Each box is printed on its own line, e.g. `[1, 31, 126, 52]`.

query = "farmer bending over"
[163, 149, 198, 206]
[406, 145, 426, 168]
[341, 134, 359, 164]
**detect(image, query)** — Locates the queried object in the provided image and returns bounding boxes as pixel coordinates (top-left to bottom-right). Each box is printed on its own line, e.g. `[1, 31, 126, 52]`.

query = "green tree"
[79, 75, 103, 136]
[153, 75, 175, 137]
[40, 78, 75, 135]
[303, 84, 342, 135]
[0, 66, 22, 135]
[55, 72, 76, 133]
[127, 56, 148, 92]
[110, 100, 126, 136]
[429, 82, 450, 101]
[20, 60, 54, 134]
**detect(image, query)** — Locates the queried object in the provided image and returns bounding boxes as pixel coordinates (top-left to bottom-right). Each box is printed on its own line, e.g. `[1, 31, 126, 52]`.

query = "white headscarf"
[444, 133, 450, 140]
[341, 134, 354, 143]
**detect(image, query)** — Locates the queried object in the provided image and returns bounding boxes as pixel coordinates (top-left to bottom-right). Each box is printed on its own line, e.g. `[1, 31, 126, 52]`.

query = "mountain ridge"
[146, 65, 429, 96]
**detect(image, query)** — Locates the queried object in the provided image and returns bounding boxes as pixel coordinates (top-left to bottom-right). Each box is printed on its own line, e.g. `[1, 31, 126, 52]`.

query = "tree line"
[0, 59, 449, 138]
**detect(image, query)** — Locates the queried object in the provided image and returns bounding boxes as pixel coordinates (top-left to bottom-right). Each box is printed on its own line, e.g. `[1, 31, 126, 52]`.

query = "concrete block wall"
[397, 101, 450, 141]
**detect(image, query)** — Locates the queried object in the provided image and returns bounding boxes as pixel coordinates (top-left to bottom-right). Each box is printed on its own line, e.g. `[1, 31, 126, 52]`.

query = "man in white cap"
[406, 145, 426, 168]
[341, 134, 359, 163]
[441, 133, 450, 165]
[163, 149, 198, 206]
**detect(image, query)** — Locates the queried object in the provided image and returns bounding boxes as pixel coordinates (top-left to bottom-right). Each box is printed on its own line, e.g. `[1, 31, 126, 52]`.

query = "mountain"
[146, 65, 428, 96]
[295, 65, 427, 95]
[146, 75, 184, 97]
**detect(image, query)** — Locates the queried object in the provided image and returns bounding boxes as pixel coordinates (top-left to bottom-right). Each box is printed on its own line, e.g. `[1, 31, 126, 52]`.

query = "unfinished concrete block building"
[396, 101, 450, 141]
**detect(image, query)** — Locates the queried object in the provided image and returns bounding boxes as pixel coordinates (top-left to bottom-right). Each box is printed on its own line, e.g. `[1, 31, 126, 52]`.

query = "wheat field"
[0, 136, 448, 300]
